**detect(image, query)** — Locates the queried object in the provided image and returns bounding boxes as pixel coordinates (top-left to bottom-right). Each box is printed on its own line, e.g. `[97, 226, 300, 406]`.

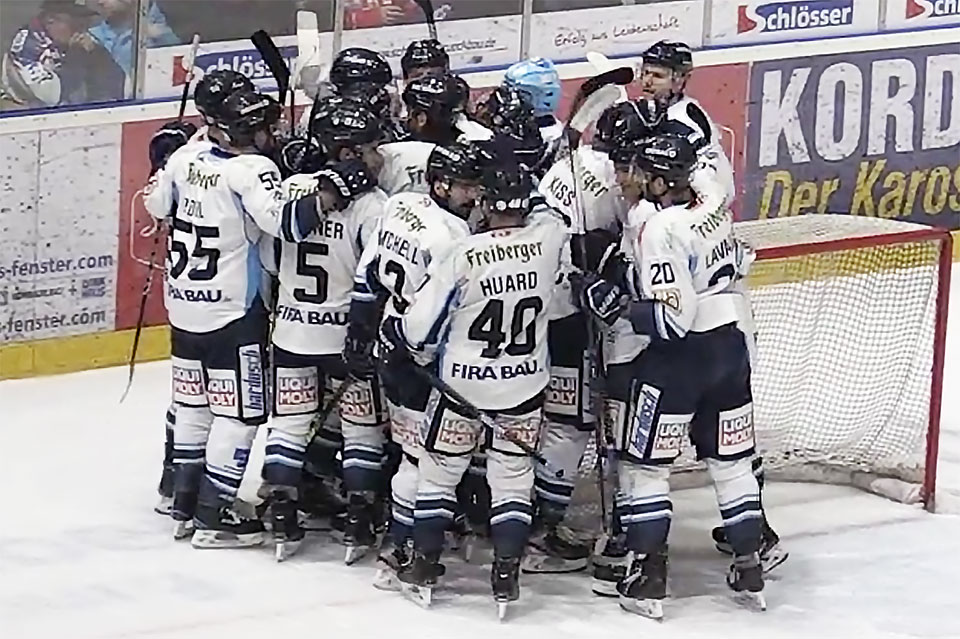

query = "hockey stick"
[413, 0, 439, 40]
[295, 10, 323, 101]
[561, 68, 633, 530]
[251, 29, 294, 126]
[411, 364, 563, 478]
[585, 51, 629, 103]
[120, 35, 201, 403]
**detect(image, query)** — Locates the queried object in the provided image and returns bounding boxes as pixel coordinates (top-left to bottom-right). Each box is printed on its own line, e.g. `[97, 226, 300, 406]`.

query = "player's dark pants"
[169, 300, 268, 515]
[606, 324, 762, 557]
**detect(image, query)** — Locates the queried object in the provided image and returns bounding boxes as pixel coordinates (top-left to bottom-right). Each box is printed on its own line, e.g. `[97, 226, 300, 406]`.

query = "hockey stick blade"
[251, 30, 290, 98]
[177, 34, 201, 120]
[413, 0, 439, 40]
[579, 66, 634, 97]
[568, 84, 621, 134]
[586, 51, 628, 102]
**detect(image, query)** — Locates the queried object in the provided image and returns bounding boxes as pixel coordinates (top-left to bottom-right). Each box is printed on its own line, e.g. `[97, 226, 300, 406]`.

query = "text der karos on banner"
[885, 0, 960, 30]
[707, 0, 880, 44]
[742, 42, 960, 226]
[528, 1, 704, 63]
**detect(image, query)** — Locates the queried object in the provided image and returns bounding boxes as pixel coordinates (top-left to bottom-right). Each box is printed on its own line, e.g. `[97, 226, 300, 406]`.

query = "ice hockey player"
[377, 73, 465, 195]
[383, 143, 569, 619]
[472, 85, 545, 175]
[258, 159, 387, 561]
[401, 39, 450, 82]
[146, 68, 254, 517]
[144, 89, 329, 548]
[345, 141, 482, 586]
[503, 57, 563, 174]
[329, 47, 393, 93]
[522, 100, 661, 576]
[576, 133, 764, 619]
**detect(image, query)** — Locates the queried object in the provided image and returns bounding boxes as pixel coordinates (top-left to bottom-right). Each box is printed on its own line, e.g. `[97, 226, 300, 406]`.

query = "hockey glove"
[378, 316, 411, 368]
[342, 335, 377, 380]
[574, 273, 627, 326]
[149, 121, 197, 175]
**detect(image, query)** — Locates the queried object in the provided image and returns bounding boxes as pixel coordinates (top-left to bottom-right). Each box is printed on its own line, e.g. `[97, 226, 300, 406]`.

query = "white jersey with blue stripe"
[144, 143, 299, 333]
[400, 213, 568, 410]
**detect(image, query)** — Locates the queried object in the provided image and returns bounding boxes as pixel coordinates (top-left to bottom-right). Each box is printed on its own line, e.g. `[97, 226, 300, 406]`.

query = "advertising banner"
[0, 125, 121, 344]
[884, 0, 960, 31]
[708, 0, 880, 45]
[142, 34, 334, 99]
[340, 14, 522, 75]
[528, 1, 704, 63]
[743, 42, 960, 227]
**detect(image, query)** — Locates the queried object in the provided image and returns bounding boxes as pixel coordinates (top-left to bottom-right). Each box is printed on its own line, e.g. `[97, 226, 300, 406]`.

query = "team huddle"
[144, 38, 788, 620]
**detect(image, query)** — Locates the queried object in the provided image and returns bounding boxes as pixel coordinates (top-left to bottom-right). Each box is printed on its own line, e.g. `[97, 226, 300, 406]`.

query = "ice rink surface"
[2, 265, 958, 639]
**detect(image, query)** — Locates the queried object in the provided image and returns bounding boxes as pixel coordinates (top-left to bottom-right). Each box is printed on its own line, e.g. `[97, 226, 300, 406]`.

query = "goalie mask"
[503, 57, 561, 117]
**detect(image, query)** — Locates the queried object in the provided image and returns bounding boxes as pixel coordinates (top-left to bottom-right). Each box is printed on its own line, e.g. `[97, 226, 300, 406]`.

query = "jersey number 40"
[468, 296, 543, 359]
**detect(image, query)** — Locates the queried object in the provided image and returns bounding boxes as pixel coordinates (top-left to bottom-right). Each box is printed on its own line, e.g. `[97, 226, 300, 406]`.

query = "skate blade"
[154, 496, 173, 516]
[172, 520, 194, 540]
[521, 552, 588, 574]
[497, 601, 508, 621]
[373, 567, 401, 591]
[591, 578, 620, 598]
[732, 590, 766, 612]
[345, 544, 373, 565]
[400, 582, 432, 608]
[191, 530, 265, 549]
[761, 545, 789, 574]
[275, 538, 303, 562]
[619, 595, 664, 621]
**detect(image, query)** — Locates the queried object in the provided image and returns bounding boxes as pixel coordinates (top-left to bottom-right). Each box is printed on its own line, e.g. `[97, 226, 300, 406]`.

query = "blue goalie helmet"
[503, 57, 561, 117]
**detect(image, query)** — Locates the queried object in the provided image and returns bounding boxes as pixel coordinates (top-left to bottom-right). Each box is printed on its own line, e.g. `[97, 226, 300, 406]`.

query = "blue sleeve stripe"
[417, 287, 459, 351]
[281, 202, 297, 243]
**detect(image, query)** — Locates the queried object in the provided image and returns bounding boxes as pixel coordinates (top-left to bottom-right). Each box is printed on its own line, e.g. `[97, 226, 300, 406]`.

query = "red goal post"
[562, 215, 952, 541]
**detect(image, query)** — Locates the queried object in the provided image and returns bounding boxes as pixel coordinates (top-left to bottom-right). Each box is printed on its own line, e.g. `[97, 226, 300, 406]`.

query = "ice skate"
[155, 463, 175, 515]
[191, 503, 266, 549]
[343, 496, 378, 565]
[618, 551, 667, 621]
[713, 521, 788, 574]
[727, 553, 766, 611]
[172, 517, 194, 540]
[154, 495, 174, 516]
[170, 489, 197, 539]
[397, 550, 445, 608]
[271, 492, 305, 561]
[522, 529, 590, 574]
[373, 539, 412, 591]
[492, 556, 520, 621]
[592, 534, 629, 597]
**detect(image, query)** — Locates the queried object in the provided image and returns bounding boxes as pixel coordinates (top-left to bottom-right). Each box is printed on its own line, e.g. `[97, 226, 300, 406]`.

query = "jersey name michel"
[144, 143, 291, 334]
[402, 215, 568, 409]
[269, 173, 386, 355]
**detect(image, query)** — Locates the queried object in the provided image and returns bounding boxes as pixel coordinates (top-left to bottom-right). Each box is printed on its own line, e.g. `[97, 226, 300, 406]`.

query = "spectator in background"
[1, 0, 125, 111]
[344, 0, 420, 29]
[89, 0, 179, 79]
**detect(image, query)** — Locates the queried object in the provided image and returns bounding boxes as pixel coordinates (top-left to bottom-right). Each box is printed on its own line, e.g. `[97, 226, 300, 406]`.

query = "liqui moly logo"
[737, 0, 855, 34]
[905, 0, 960, 20]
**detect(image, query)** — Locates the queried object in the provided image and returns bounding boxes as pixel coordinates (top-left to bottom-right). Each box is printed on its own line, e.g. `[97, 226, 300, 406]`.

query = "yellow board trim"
[0, 326, 170, 380]
[1, 230, 957, 381]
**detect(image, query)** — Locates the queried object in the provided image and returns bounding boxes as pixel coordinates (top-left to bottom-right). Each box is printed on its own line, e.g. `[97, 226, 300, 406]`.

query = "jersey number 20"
[468, 296, 543, 359]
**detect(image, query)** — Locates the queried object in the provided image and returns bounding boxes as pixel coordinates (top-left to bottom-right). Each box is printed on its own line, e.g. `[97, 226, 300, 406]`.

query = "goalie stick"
[121, 34, 201, 403]
[562, 66, 634, 532]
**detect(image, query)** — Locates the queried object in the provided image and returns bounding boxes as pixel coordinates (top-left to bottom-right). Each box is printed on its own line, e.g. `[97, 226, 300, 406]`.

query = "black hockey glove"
[149, 121, 197, 175]
[573, 273, 627, 326]
[378, 316, 410, 368]
[276, 136, 325, 179]
[343, 334, 377, 380]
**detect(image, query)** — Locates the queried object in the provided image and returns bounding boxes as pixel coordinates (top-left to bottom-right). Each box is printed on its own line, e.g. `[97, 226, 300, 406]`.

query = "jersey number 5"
[295, 242, 329, 304]
[468, 296, 543, 359]
[170, 218, 220, 281]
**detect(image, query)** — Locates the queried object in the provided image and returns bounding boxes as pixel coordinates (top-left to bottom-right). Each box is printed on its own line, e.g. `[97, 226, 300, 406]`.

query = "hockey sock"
[619, 463, 672, 555]
[707, 458, 763, 555]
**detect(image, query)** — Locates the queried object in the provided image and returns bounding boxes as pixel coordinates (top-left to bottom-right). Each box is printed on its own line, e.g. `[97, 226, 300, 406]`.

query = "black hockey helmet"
[642, 40, 693, 75]
[313, 103, 382, 152]
[194, 69, 254, 122]
[634, 133, 698, 188]
[401, 39, 450, 80]
[402, 73, 461, 120]
[497, 116, 544, 172]
[594, 98, 667, 153]
[329, 47, 392, 91]
[476, 85, 533, 129]
[216, 90, 281, 147]
[316, 159, 377, 209]
[426, 141, 483, 186]
[482, 165, 533, 218]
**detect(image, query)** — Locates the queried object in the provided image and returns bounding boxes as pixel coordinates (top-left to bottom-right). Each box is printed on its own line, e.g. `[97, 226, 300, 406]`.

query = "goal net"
[563, 215, 953, 540]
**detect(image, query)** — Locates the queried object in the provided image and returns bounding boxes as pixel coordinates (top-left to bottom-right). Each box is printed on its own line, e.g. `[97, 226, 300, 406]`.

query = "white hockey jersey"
[622, 197, 749, 343]
[378, 140, 435, 196]
[401, 214, 568, 410]
[353, 192, 470, 319]
[269, 172, 386, 355]
[666, 96, 735, 208]
[144, 144, 305, 333]
[539, 145, 626, 234]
